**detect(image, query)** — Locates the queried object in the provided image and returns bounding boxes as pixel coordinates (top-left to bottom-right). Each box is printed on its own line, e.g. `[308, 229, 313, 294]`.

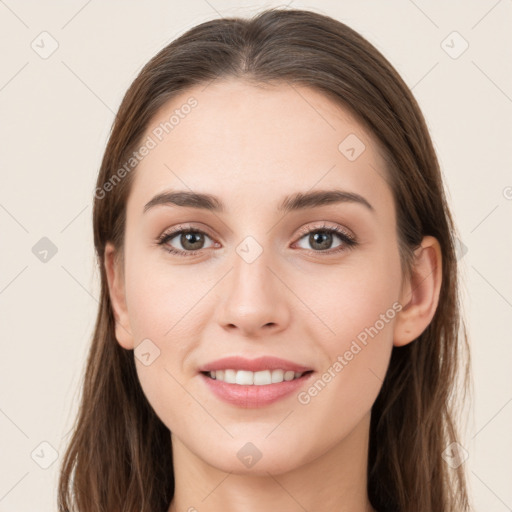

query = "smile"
[203, 369, 313, 385]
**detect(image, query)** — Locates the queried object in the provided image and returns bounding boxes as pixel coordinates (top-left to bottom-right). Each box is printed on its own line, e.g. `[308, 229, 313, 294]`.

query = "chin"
[196, 439, 310, 476]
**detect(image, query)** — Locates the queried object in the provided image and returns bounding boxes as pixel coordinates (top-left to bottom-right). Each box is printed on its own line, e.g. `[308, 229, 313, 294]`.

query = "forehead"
[127, 78, 392, 219]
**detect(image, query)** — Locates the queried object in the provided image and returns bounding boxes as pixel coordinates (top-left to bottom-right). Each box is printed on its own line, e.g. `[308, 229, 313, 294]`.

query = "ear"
[104, 241, 135, 350]
[393, 236, 443, 347]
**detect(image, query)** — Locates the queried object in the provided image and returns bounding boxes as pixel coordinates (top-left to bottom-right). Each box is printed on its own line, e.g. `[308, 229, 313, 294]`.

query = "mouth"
[199, 368, 315, 408]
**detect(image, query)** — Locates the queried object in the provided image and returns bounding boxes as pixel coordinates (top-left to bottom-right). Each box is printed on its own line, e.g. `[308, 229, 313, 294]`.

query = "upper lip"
[198, 356, 313, 373]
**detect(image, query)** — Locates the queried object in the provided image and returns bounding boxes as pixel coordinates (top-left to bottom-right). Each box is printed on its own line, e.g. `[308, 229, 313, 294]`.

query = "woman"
[58, 7, 471, 512]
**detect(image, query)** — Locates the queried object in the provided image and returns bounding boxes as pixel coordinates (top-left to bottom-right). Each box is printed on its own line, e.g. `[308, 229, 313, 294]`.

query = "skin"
[104, 79, 442, 512]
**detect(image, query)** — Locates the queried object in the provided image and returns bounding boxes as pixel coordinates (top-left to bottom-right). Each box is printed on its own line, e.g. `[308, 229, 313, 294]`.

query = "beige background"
[1, 1, 511, 510]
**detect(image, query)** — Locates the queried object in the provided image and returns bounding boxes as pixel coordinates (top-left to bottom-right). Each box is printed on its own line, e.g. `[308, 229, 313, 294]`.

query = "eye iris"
[310, 231, 332, 251]
[181, 231, 204, 250]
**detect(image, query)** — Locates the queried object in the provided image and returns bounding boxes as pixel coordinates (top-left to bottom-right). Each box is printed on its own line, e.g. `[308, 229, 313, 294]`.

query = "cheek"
[123, 260, 200, 432]
[293, 250, 401, 417]
[296, 247, 401, 349]
[124, 249, 202, 341]
[122, 251, 211, 429]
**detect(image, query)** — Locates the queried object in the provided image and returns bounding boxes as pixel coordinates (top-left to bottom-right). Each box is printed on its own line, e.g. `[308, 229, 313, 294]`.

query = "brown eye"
[306, 231, 335, 251]
[177, 231, 206, 251]
[294, 225, 357, 254]
[157, 228, 215, 256]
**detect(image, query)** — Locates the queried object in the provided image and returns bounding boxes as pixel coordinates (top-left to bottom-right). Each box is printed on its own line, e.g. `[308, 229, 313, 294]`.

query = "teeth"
[207, 369, 306, 385]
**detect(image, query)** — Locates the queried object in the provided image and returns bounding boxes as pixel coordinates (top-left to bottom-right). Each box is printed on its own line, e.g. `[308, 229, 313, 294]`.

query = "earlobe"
[104, 242, 135, 350]
[393, 236, 443, 347]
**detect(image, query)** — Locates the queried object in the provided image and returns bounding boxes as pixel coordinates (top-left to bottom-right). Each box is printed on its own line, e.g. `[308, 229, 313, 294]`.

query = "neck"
[168, 412, 375, 512]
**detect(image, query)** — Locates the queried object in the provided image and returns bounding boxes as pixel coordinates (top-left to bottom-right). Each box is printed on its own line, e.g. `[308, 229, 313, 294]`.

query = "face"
[107, 78, 409, 475]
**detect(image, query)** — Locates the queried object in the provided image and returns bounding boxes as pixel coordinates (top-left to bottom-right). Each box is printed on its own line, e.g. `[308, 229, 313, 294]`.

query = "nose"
[216, 249, 291, 337]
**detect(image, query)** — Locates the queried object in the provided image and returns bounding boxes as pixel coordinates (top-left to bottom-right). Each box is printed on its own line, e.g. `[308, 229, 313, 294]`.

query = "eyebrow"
[143, 189, 374, 214]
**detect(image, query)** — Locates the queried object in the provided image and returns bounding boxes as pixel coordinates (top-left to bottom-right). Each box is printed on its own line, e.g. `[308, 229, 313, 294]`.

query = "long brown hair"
[58, 7, 471, 511]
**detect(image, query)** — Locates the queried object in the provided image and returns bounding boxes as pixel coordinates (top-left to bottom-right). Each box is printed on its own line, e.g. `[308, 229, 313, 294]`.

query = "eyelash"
[156, 222, 358, 257]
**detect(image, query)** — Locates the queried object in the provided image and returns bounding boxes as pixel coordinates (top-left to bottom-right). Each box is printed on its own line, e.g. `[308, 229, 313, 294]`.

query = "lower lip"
[199, 372, 314, 408]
